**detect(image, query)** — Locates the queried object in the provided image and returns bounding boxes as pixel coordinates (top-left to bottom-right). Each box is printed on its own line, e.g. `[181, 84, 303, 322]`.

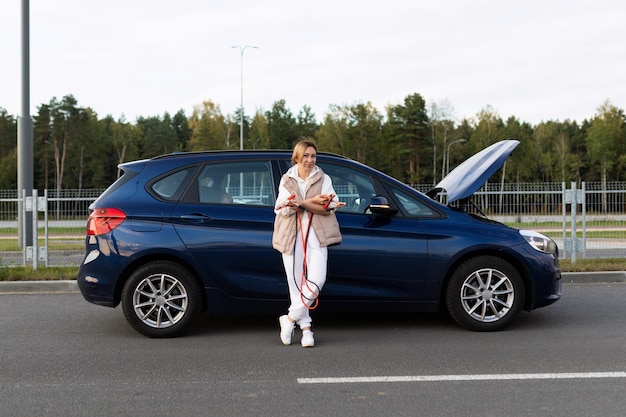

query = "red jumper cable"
[296, 208, 319, 310]
[284, 193, 336, 310]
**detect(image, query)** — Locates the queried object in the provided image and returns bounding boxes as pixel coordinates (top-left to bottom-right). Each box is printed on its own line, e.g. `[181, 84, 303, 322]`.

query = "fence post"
[32, 188, 38, 270]
[571, 182, 577, 264]
[22, 189, 28, 266]
[563, 182, 586, 263]
[22, 189, 37, 268]
[21, 188, 46, 269]
[562, 182, 567, 259]
[41, 189, 49, 267]
[579, 181, 587, 258]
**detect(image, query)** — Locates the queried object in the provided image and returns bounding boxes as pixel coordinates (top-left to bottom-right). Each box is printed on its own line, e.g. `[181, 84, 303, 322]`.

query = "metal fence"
[1, 182, 625, 267]
[414, 181, 626, 261]
[0, 189, 103, 268]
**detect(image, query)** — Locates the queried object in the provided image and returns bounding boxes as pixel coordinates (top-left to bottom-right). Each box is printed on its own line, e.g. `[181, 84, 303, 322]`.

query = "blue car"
[77, 140, 561, 337]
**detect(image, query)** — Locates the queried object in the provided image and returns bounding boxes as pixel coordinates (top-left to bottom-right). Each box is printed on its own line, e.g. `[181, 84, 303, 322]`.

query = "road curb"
[561, 271, 626, 284]
[0, 272, 625, 294]
[0, 280, 79, 294]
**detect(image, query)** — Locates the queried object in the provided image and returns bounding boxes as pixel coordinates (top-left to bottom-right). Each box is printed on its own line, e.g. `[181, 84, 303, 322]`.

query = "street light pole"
[18, 0, 34, 248]
[232, 45, 257, 150]
[446, 138, 466, 176]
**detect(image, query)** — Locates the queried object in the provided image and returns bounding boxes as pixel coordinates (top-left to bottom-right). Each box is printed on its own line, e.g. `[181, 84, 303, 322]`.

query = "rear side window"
[192, 161, 274, 206]
[151, 167, 196, 201]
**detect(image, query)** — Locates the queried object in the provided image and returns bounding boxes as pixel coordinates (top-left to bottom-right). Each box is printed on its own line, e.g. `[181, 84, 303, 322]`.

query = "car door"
[170, 158, 288, 299]
[317, 160, 436, 302]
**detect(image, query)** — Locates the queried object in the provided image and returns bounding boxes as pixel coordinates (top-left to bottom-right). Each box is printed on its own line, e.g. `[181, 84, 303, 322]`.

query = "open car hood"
[427, 139, 520, 204]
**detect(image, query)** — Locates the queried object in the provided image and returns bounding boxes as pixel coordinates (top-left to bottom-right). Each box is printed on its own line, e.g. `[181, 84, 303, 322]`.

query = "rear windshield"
[94, 169, 140, 203]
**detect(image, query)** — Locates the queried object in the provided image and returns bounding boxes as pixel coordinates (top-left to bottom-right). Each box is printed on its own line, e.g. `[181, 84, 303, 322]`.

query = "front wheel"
[122, 261, 202, 338]
[446, 256, 525, 332]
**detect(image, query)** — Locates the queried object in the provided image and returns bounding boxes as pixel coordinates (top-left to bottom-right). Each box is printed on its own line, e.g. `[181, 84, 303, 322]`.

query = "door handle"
[179, 213, 213, 223]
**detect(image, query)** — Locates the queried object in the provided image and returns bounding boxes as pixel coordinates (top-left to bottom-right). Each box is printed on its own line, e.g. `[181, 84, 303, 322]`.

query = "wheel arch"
[112, 253, 208, 311]
[439, 247, 534, 312]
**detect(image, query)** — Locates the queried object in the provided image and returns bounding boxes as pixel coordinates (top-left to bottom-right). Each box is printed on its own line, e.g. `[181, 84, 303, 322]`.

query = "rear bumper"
[77, 270, 117, 307]
[76, 250, 119, 307]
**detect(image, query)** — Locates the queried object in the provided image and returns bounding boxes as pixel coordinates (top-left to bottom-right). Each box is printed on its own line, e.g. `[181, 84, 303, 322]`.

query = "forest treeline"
[0, 92, 625, 191]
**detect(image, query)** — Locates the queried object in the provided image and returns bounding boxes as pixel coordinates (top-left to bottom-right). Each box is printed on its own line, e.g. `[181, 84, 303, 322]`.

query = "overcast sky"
[1, 0, 625, 125]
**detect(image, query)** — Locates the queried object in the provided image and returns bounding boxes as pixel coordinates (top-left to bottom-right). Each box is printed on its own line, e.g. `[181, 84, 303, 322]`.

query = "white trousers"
[282, 227, 328, 329]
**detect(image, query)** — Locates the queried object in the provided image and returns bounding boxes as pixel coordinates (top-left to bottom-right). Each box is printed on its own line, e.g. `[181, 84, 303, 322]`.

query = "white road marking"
[298, 372, 626, 384]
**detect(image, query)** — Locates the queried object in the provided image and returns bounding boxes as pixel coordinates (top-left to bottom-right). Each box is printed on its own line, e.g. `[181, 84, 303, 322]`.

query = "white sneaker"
[301, 329, 315, 348]
[279, 315, 295, 346]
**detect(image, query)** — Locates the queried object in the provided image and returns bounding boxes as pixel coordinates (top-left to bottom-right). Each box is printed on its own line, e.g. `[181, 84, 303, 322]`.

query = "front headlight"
[520, 230, 558, 256]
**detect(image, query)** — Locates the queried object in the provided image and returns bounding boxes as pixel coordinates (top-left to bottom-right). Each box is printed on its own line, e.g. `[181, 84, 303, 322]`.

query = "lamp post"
[445, 138, 466, 176]
[232, 45, 257, 150]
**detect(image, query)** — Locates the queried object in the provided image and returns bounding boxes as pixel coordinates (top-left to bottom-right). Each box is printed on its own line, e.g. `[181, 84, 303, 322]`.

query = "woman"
[272, 138, 343, 347]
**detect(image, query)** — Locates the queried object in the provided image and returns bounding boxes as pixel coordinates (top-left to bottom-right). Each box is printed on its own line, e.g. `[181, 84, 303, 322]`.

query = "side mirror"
[368, 196, 398, 217]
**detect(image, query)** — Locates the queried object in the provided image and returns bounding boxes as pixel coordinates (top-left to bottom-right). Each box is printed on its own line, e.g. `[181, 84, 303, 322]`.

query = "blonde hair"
[291, 137, 318, 165]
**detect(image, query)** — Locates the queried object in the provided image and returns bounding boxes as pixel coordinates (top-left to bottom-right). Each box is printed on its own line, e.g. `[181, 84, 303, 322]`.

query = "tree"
[531, 121, 559, 182]
[317, 105, 349, 156]
[587, 100, 626, 211]
[188, 101, 230, 151]
[33, 103, 52, 189]
[46, 95, 79, 193]
[469, 106, 505, 154]
[0, 149, 17, 189]
[106, 116, 140, 179]
[502, 116, 533, 183]
[315, 102, 382, 165]
[171, 110, 190, 151]
[562, 120, 587, 183]
[345, 102, 383, 165]
[385, 93, 430, 183]
[136, 113, 179, 157]
[249, 110, 270, 149]
[554, 129, 570, 183]
[428, 100, 456, 184]
[296, 105, 319, 138]
[266, 100, 297, 149]
[0, 108, 17, 161]
[69, 107, 101, 190]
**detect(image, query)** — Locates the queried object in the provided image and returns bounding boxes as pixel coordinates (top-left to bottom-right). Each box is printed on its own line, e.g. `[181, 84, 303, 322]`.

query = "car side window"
[317, 162, 377, 214]
[389, 186, 437, 217]
[151, 167, 195, 201]
[197, 162, 274, 206]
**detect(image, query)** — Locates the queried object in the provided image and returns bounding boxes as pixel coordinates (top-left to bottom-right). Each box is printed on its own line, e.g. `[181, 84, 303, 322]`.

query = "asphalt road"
[1, 283, 625, 417]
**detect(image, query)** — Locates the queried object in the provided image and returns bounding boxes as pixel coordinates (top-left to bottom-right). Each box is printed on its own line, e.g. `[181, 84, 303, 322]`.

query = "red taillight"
[86, 208, 127, 236]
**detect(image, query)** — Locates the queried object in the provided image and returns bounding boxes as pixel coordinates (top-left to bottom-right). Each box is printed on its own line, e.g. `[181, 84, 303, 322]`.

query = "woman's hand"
[286, 194, 345, 213]
[311, 194, 332, 206]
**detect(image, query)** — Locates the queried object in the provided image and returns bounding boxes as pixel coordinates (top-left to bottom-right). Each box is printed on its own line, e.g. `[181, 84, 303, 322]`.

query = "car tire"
[121, 261, 202, 338]
[446, 256, 525, 332]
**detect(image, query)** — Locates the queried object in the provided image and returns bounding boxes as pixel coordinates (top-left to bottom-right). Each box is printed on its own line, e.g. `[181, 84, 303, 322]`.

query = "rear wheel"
[446, 256, 525, 331]
[122, 261, 202, 338]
